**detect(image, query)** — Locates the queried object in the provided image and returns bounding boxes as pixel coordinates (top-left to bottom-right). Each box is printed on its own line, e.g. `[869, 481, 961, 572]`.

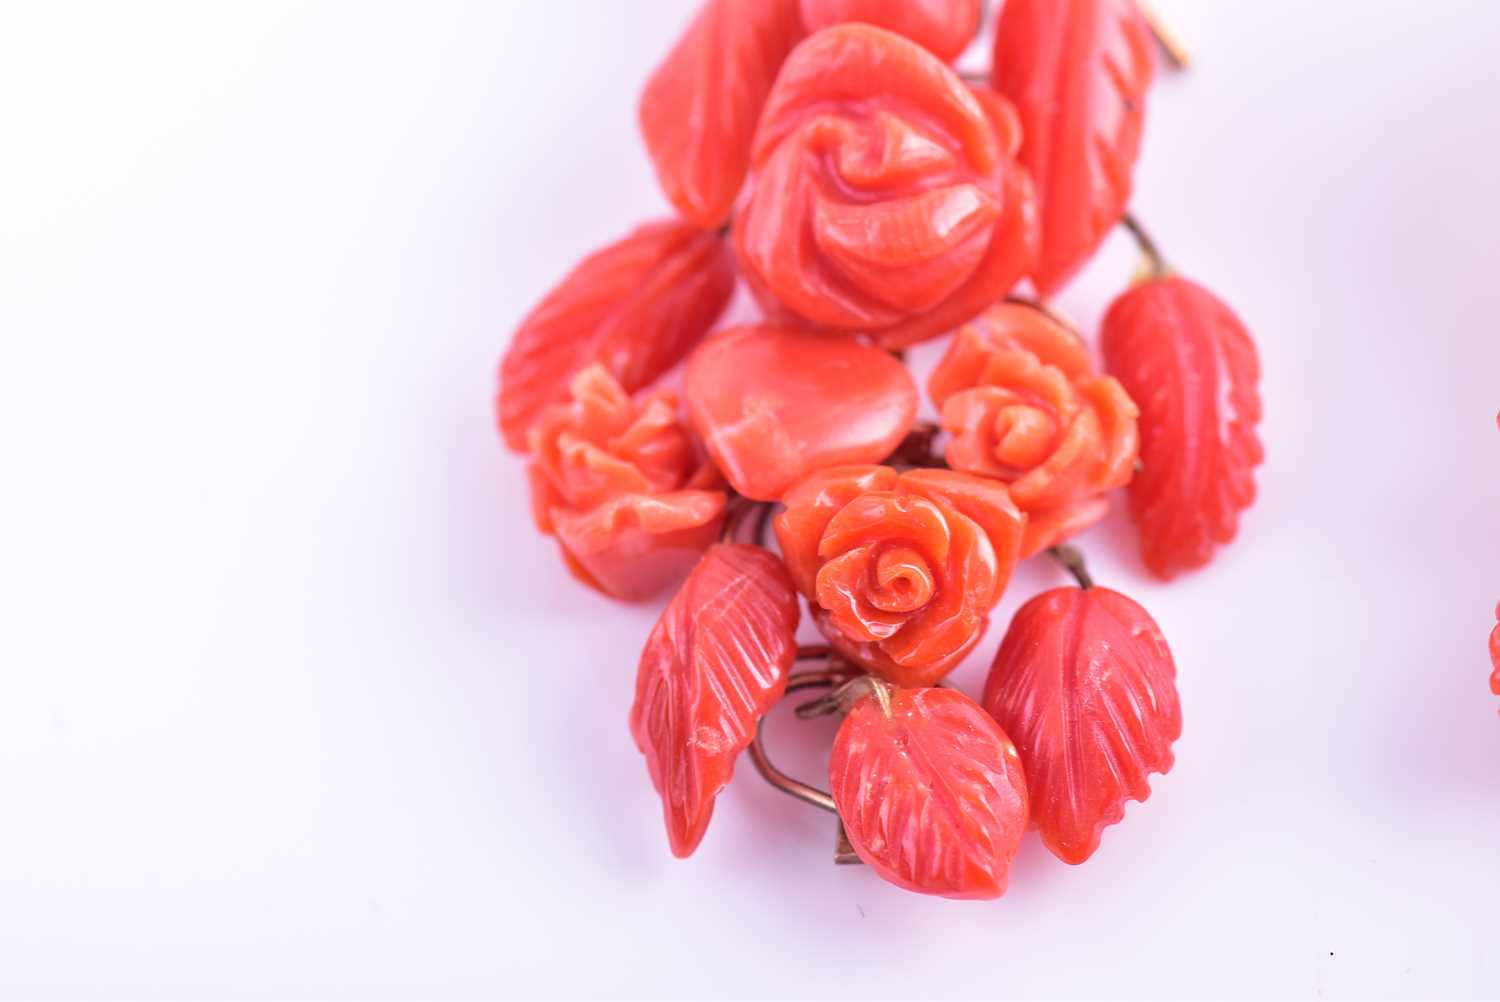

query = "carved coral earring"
[495, 0, 1264, 899]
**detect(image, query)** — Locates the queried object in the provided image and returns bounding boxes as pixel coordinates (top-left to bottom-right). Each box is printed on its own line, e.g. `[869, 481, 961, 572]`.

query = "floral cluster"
[495, 0, 1263, 900]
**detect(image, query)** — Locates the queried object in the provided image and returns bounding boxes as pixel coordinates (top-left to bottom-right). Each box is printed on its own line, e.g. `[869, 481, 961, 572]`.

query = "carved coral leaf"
[496, 220, 734, 452]
[639, 0, 804, 229]
[1101, 275, 1263, 579]
[830, 686, 1029, 899]
[991, 0, 1155, 295]
[629, 544, 801, 858]
[983, 586, 1180, 864]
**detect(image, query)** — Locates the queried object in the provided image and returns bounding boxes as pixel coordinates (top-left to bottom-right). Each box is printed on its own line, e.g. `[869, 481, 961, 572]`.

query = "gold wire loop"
[1136, 0, 1192, 70]
[747, 670, 858, 815]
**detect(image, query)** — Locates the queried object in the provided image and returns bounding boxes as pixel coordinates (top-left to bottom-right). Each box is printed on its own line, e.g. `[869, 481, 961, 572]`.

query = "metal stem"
[1047, 543, 1095, 590]
[1004, 295, 1077, 332]
[1121, 212, 1170, 280]
[834, 821, 862, 865]
[1136, 0, 1192, 70]
[753, 501, 776, 549]
[748, 671, 857, 815]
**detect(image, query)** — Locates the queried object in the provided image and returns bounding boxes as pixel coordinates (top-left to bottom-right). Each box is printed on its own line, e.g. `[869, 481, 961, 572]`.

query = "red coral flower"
[528, 365, 725, 601]
[735, 24, 1038, 349]
[929, 302, 1138, 557]
[774, 465, 1025, 686]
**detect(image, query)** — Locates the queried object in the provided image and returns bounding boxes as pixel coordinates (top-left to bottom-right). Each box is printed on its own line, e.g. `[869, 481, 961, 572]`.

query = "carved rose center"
[867, 544, 936, 613]
[991, 403, 1059, 470]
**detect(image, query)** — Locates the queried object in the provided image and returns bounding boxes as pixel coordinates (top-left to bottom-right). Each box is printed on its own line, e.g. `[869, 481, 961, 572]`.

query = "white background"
[2, 1, 1499, 998]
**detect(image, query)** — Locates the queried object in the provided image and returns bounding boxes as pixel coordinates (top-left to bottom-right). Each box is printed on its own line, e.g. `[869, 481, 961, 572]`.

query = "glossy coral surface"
[527, 365, 725, 601]
[1100, 276, 1263, 579]
[639, 0, 804, 229]
[830, 685, 1028, 899]
[1490, 602, 1500, 696]
[736, 23, 1038, 349]
[983, 586, 1180, 864]
[684, 325, 918, 501]
[929, 302, 1138, 558]
[774, 465, 1025, 686]
[991, 0, 1155, 296]
[498, 220, 734, 452]
[630, 544, 800, 857]
[797, 0, 981, 63]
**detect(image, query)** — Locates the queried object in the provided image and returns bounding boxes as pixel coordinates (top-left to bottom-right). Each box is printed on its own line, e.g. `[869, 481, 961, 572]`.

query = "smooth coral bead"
[683, 326, 917, 502]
